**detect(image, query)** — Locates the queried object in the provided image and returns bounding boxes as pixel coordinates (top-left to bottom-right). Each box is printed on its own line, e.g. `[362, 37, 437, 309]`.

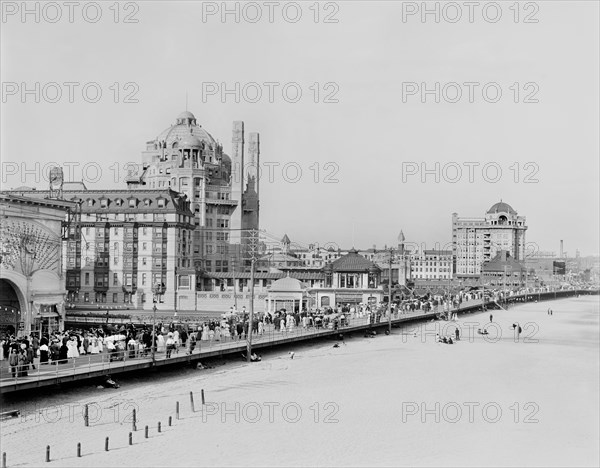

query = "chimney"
[560, 240, 564, 258]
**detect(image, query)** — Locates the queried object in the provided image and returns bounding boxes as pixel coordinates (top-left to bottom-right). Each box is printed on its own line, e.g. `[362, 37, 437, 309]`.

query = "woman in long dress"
[66, 339, 76, 359]
[201, 324, 209, 341]
[214, 325, 221, 341]
[156, 333, 166, 353]
[71, 337, 80, 358]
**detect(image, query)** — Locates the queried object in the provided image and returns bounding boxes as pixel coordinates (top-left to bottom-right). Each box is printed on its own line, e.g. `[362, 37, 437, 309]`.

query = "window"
[100, 199, 108, 208]
[113, 293, 118, 302]
[84, 292, 89, 302]
[178, 275, 190, 289]
[124, 273, 132, 287]
[142, 257, 147, 265]
[128, 198, 137, 208]
[113, 273, 118, 286]
[142, 273, 147, 285]
[85, 272, 90, 285]
[157, 198, 166, 208]
[143, 242, 147, 250]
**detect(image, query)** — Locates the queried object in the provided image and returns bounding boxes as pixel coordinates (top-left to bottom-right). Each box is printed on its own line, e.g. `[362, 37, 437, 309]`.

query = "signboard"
[553, 261, 566, 275]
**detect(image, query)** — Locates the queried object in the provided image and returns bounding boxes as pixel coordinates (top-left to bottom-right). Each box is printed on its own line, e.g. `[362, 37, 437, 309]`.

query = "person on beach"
[489, 314, 493, 323]
[455, 328, 460, 341]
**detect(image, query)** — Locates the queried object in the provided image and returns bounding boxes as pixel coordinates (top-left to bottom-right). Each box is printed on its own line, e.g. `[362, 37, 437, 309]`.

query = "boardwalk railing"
[1, 287, 596, 392]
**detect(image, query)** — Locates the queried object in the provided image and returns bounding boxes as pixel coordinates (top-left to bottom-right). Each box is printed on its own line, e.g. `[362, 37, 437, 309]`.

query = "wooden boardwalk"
[1, 288, 595, 395]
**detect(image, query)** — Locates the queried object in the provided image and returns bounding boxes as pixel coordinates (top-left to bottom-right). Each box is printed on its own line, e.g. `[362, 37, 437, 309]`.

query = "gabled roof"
[329, 249, 380, 272]
[483, 250, 526, 272]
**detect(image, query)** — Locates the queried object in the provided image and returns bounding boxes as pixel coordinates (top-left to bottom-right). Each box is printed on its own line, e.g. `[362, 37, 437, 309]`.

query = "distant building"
[410, 249, 453, 280]
[481, 250, 527, 288]
[452, 201, 527, 277]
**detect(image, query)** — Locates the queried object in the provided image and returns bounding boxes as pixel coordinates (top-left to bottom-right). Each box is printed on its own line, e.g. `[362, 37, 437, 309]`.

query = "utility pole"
[231, 257, 238, 309]
[246, 230, 259, 362]
[503, 265, 507, 307]
[388, 247, 393, 335]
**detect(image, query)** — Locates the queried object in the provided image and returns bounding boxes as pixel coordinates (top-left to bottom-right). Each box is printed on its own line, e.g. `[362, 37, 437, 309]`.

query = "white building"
[452, 201, 527, 277]
[410, 249, 453, 280]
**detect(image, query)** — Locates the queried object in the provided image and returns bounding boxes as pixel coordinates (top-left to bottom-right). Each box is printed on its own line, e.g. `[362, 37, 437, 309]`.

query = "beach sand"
[1, 295, 598, 467]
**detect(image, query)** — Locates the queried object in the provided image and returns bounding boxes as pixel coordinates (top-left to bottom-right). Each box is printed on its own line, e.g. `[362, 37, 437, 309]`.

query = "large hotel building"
[6, 110, 260, 312]
[452, 201, 528, 277]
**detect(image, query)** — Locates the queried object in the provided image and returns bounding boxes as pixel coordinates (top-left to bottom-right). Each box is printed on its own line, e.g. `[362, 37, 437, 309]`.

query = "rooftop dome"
[269, 276, 305, 292]
[487, 201, 517, 215]
[179, 133, 203, 148]
[155, 111, 217, 149]
[177, 111, 196, 123]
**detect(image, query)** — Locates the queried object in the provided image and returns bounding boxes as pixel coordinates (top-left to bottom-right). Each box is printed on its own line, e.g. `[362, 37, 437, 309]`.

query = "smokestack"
[560, 240, 564, 258]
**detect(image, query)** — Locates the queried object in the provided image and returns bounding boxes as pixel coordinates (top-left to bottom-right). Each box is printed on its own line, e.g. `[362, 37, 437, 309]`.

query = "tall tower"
[247, 132, 260, 209]
[230, 121, 245, 246]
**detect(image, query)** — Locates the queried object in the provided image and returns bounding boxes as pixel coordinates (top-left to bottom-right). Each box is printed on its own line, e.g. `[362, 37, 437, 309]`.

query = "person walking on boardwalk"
[165, 333, 175, 358]
[9, 349, 18, 378]
[489, 314, 493, 323]
[17, 350, 28, 377]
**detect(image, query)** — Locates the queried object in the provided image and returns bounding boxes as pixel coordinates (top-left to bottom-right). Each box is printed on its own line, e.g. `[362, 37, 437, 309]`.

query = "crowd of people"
[1, 286, 573, 378]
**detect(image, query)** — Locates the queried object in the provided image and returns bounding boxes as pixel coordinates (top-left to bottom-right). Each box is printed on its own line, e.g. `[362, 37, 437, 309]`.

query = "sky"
[1, 1, 599, 255]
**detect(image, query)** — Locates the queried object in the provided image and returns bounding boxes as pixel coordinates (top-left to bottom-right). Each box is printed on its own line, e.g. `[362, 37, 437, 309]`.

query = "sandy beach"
[1, 295, 598, 467]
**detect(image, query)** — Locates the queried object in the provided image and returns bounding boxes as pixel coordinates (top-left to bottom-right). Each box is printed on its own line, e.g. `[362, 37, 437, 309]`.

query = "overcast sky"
[1, 1, 598, 255]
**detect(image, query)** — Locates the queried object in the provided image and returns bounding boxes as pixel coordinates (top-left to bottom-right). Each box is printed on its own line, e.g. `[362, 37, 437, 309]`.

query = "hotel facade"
[452, 201, 527, 277]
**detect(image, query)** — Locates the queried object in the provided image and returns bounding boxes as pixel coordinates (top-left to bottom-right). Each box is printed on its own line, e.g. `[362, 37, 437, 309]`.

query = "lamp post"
[151, 282, 166, 365]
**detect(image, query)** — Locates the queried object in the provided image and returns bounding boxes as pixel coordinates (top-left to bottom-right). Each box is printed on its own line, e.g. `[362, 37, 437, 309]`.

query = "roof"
[0, 193, 76, 210]
[482, 251, 526, 272]
[487, 201, 517, 215]
[329, 249, 381, 272]
[269, 276, 305, 292]
[6, 189, 194, 217]
[203, 271, 325, 280]
[155, 111, 217, 149]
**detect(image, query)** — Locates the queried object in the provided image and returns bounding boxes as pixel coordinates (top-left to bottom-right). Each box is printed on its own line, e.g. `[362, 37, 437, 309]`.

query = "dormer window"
[87, 199, 94, 207]
[157, 198, 166, 208]
[128, 198, 137, 208]
[115, 198, 123, 207]
[100, 198, 108, 208]
[144, 199, 151, 207]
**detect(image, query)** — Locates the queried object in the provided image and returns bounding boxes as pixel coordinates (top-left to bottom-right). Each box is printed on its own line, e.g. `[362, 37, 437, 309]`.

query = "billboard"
[553, 261, 566, 275]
